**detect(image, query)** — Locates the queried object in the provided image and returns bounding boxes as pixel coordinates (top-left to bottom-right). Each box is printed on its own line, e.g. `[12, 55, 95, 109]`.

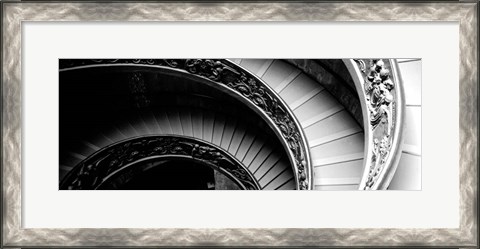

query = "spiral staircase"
[60, 106, 296, 190]
[59, 58, 421, 190]
[229, 59, 365, 190]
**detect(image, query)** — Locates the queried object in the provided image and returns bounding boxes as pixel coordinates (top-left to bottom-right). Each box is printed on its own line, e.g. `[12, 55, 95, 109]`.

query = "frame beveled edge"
[1, 1, 477, 247]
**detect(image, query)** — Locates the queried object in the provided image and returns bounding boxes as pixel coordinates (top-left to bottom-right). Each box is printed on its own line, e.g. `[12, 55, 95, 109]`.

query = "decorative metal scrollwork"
[60, 135, 260, 190]
[128, 72, 150, 108]
[352, 59, 404, 190]
[60, 59, 312, 190]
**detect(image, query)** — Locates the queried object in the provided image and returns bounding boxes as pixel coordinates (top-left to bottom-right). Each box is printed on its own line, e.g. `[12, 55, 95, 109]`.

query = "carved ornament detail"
[60, 135, 260, 190]
[355, 59, 397, 190]
[128, 72, 150, 108]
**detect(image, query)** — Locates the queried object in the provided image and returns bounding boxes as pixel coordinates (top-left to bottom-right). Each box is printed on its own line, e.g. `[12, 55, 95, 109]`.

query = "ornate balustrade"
[60, 59, 312, 190]
[343, 59, 405, 190]
[60, 135, 260, 190]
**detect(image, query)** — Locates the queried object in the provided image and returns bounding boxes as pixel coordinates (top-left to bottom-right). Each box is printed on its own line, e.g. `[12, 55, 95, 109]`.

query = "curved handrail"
[60, 135, 261, 190]
[222, 60, 313, 191]
[343, 59, 405, 190]
[60, 59, 312, 190]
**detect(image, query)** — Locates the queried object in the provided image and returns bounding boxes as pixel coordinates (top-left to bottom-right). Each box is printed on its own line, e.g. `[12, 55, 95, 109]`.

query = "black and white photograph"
[3, 1, 476, 248]
[59, 59, 421, 190]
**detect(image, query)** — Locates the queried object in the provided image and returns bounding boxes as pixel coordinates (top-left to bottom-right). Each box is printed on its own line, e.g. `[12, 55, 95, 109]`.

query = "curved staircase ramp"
[60, 59, 419, 190]
[60, 59, 366, 190]
[232, 59, 364, 190]
[59, 106, 296, 190]
[388, 59, 422, 190]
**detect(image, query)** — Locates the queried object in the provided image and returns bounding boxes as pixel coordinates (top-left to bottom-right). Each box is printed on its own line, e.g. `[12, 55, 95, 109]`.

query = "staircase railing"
[343, 59, 405, 190]
[60, 59, 313, 190]
[60, 135, 261, 190]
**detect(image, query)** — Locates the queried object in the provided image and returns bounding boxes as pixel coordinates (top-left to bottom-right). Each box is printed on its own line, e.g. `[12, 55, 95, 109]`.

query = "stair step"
[60, 164, 74, 171]
[240, 59, 268, 75]
[141, 112, 157, 135]
[290, 87, 324, 111]
[262, 60, 300, 90]
[263, 167, 294, 190]
[242, 136, 266, 166]
[78, 140, 99, 156]
[279, 74, 320, 105]
[309, 128, 362, 148]
[240, 59, 273, 77]
[274, 70, 302, 93]
[258, 159, 289, 187]
[202, 111, 215, 142]
[248, 144, 275, 174]
[219, 116, 237, 149]
[314, 159, 363, 179]
[133, 113, 150, 135]
[156, 111, 173, 135]
[313, 153, 364, 167]
[305, 110, 362, 146]
[257, 60, 274, 78]
[227, 123, 247, 155]
[167, 109, 184, 135]
[310, 133, 364, 162]
[68, 152, 86, 161]
[235, 132, 256, 161]
[61, 154, 83, 168]
[301, 105, 344, 129]
[144, 111, 163, 134]
[211, 114, 226, 146]
[254, 150, 282, 179]
[191, 110, 203, 139]
[179, 108, 194, 137]
[276, 178, 296, 190]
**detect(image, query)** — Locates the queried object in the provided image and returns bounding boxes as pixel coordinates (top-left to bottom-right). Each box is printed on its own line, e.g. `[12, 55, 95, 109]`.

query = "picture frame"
[2, 1, 477, 247]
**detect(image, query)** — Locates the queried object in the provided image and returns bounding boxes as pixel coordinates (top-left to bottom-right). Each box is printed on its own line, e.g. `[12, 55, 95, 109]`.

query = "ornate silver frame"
[2, 1, 477, 247]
